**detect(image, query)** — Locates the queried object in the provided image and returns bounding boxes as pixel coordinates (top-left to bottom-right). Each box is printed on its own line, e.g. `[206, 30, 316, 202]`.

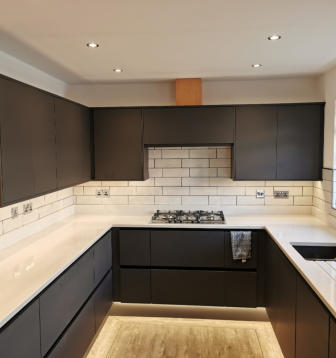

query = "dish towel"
[231, 231, 252, 263]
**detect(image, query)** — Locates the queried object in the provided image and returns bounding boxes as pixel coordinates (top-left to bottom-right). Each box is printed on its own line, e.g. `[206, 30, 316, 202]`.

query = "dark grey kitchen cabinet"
[151, 230, 225, 268]
[265, 238, 296, 358]
[40, 249, 95, 356]
[0, 300, 41, 358]
[295, 277, 329, 358]
[55, 97, 91, 188]
[120, 268, 151, 303]
[0, 76, 57, 205]
[151, 269, 225, 306]
[329, 317, 336, 358]
[277, 104, 324, 180]
[119, 229, 150, 266]
[47, 295, 96, 358]
[143, 106, 235, 146]
[234, 105, 277, 180]
[94, 108, 148, 180]
[93, 271, 113, 330]
[93, 231, 112, 286]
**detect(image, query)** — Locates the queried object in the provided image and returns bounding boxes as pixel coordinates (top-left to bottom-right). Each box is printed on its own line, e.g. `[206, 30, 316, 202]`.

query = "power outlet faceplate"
[11, 207, 19, 218]
[23, 203, 32, 214]
[273, 190, 289, 199]
[256, 190, 265, 198]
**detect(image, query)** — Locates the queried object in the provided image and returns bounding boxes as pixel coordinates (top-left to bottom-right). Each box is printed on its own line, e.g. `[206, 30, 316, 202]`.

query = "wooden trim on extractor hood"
[176, 78, 202, 106]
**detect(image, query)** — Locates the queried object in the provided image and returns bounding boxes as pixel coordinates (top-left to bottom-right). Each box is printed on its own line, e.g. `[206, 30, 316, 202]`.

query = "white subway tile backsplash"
[162, 149, 189, 158]
[129, 196, 154, 205]
[182, 159, 209, 168]
[163, 187, 189, 196]
[163, 168, 189, 177]
[155, 159, 181, 168]
[155, 178, 182, 187]
[190, 168, 217, 177]
[72, 146, 315, 214]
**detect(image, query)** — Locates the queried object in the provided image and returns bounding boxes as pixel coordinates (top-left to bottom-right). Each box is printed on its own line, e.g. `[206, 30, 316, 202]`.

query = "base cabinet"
[120, 269, 151, 303]
[265, 239, 296, 358]
[93, 271, 113, 330]
[0, 300, 41, 358]
[295, 277, 329, 358]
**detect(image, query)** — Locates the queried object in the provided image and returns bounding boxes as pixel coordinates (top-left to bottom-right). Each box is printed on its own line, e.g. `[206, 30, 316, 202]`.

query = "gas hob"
[151, 210, 226, 224]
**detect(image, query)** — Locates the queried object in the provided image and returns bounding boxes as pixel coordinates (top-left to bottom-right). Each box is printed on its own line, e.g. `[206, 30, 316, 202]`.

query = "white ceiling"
[1, 0, 336, 84]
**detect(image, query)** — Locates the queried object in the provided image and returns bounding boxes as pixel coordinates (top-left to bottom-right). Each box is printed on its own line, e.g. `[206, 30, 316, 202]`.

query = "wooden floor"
[86, 304, 283, 358]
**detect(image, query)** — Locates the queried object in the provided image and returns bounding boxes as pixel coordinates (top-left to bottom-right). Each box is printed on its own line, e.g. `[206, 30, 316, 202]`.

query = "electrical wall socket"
[273, 190, 289, 199]
[256, 190, 265, 198]
[11, 207, 19, 218]
[23, 203, 32, 214]
[96, 189, 103, 197]
[102, 189, 110, 197]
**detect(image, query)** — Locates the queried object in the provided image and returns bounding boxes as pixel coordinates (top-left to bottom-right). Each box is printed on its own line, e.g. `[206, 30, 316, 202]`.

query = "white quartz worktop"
[1, 213, 336, 329]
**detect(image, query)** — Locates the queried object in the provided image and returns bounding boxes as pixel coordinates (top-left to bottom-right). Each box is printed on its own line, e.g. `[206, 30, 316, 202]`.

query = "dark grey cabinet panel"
[94, 108, 148, 180]
[120, 269, 151, 303]
[330, 317, 336, 358]
[93, 231, 112, 286]
[277, 104, 324, 180]
[55, 98, 91, 188]
[224, 231, 258, 269]
[120, 230, 150, 266]
[0, 77, 57, 205]
[234, 105, 277, 180]
[151, 269, 225, 306]
[143, 106, 235, 145]
[224, 271, 257, 307]
[151, 230, 225, 268]
[0, 300, 40, 358]
[47, 294, 96, 358]
[265, 238, 297, 358]
[93, 271, 113, 330]
[40, 250, 95, 356]
[296, 277, 329, 358]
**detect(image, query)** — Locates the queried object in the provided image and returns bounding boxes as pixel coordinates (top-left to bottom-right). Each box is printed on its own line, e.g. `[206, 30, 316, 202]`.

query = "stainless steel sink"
[291, 243, 336, 261]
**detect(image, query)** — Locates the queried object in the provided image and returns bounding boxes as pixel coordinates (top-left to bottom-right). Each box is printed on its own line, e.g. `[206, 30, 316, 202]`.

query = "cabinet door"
[0, 77, 57, 205]
[94, 271, 113, 331]
[329, 317, 336, 358]
[234, 105, 277, 180]
[93, 231, 112, 286]
[296, 277, 329, 358]
[55, 98, 91, 188]
[94, 108, 148, 180]
[120, 269, 151, 303]
[143, 106, 234, 146]
[151, 269, 225, 306]
[40, 250, 95, 356]
[151, 230, 225, 268]
[47, 294, 96, 358]
[0, 300, 41, 358]
[265, 238, 296, 358]
[277, 104, 324, 180]
[119, 230, 150, 266]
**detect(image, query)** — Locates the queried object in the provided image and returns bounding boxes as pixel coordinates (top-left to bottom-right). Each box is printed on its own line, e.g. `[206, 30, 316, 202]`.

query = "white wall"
[318, 66, 336, 169]
[66, 76, 323, 107]
[0, 50, 67, 96]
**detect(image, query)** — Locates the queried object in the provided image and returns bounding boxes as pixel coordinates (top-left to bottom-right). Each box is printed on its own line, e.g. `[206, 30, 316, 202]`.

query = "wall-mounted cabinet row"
[0, 75, 91, 207]
[0, 231, 113, 358]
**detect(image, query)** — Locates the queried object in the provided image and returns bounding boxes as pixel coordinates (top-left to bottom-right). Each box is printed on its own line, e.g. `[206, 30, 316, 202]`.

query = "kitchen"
[0, 1, 336, 357]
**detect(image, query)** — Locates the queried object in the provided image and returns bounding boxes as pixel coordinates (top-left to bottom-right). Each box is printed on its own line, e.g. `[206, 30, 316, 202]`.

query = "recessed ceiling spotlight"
[268, 34, 282, 41]
[113, 68, 123, 73]
[86, 42, 99, 48]
[252, 64, 262, 68]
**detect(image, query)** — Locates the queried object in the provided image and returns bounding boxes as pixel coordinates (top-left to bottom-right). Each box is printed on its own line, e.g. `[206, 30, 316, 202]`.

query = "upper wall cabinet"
[94, 108, 148, 180]
[235, 105, 277, 180]
[277, 104, 324, 180]
[55, 98, 91, 188]
[234, 103, 324, 181]
[143, 106, 235, 146]
[0, 77, 57, 205]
